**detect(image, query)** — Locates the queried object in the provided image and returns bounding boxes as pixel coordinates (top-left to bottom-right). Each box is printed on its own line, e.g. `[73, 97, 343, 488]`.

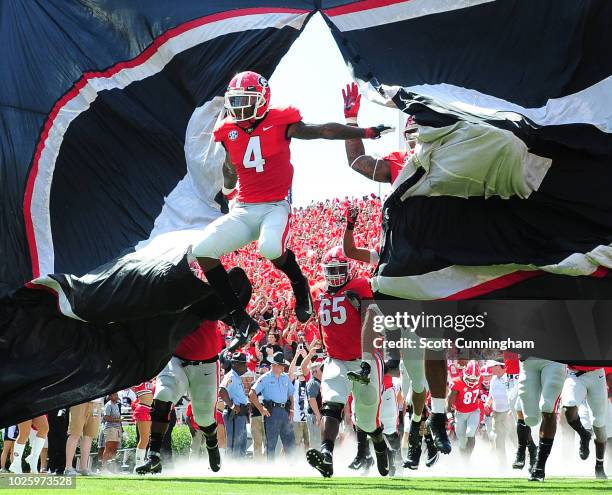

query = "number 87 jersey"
[213, 106, 302, 203]
[312, 277, 373, 362]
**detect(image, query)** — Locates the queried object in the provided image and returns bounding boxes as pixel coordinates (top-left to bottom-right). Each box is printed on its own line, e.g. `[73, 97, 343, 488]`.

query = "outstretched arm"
[286, 121, 390, 140]
[340, 83, 393, 183]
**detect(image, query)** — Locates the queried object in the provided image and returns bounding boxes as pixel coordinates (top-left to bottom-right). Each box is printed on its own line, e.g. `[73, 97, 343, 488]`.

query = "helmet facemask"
[323, 261, 349, 288]
[463, 370, 480, 388]
[225, 89, 266, 122]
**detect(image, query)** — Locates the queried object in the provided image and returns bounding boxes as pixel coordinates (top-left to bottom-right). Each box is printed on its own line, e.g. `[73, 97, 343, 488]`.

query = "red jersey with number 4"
[213, 106, 302, 203]
[312, 277, 373, 361]
[452, 377, 481, 413]
[174, 320, 222, 361]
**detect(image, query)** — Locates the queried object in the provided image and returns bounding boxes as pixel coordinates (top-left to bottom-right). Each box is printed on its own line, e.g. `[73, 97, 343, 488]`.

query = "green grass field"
[5, 476, 611, 495]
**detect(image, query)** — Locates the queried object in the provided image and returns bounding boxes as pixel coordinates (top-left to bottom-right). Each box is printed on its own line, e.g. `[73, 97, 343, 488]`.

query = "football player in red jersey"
[305, 247, 388, 478]
[447, 360, 482, 457]
[340, 82, 451, 455]
[193, 71, 391, 349]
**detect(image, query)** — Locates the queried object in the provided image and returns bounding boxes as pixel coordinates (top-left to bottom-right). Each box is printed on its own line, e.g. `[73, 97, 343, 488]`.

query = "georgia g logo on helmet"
[224, 70, 271, 122]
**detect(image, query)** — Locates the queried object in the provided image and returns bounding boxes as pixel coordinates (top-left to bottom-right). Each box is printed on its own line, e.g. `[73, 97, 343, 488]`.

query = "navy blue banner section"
[323, 0, 612, 107]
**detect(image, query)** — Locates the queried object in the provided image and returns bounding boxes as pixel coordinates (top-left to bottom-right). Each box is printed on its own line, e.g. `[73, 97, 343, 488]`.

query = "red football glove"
[342, 82, 361, 121]
[345, 206, 358, 229]
[364, 125, 394, 139]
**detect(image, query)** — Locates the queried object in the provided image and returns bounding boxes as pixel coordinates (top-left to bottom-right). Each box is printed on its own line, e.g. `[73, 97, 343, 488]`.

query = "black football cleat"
[512, 447, 526, 469]
[348, 454, 373, 472]
[292, 276, 314, 323]
[595, 463, 607, 480]
[374, 445, 390, 477]
[529, 466, 545, 482]
[306, 449, 333, 478]
[427, 413, 452, 455]
[225, 311, 259, 353]
[579, 430, 592, 460]
[135, 454, 162, 475]
[207, 443, 221, 472]
[404, 442, 422, 470]
[424, 435, 439, 468]
[347, 361, 372, 385]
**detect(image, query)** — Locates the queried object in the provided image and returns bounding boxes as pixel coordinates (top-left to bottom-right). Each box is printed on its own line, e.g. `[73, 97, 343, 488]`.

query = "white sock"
[28, 436, 46, 472]
[431, 398, 446, 414]
[412, 413, 422, 423]
[10, 442, 26, 473]
[135, 448, 146, 464]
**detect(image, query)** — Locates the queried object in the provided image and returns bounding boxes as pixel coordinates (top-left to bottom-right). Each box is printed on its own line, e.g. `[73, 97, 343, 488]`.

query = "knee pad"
[150, 399, 172, 424]
[321, 402, 344, 422]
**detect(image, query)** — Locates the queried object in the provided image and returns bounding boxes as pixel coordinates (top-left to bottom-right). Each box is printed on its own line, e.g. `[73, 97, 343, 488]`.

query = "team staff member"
[249, 352, 296, 460]
[219, 352, 250, 458]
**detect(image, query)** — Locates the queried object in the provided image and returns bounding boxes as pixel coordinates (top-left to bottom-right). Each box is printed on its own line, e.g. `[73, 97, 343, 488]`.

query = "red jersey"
[213, 106, 302, 203]
[451, 377, 481, 413]
[383, 150, 412, 183]
[174, 320, 222, 361]
[313, 277, 373, 361]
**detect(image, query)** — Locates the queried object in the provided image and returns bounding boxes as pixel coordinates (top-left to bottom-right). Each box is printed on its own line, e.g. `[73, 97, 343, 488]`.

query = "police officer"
[219, 352, 250, 458]
[249, 351, 296, 460]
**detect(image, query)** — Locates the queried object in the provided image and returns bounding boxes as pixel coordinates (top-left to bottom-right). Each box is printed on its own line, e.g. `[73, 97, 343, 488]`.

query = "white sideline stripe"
[328, 0, 494, 31]
[30, 12, 308, 278]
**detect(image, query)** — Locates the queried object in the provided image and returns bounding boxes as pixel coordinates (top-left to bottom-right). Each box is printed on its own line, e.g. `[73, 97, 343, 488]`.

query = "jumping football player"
[193, 71, 390, 349]
[305, 247, 388, 478]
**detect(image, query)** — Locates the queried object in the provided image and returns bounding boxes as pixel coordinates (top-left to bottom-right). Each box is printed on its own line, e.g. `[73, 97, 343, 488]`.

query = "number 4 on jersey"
[243, 136, 266, 172]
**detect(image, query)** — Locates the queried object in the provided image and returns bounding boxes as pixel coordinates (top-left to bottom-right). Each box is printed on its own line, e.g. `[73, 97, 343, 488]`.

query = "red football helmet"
[403, 115, 418, 149]
[463, 360, 481, 388]
[224, 71, 270, 122]
[322, 246, 350, 288]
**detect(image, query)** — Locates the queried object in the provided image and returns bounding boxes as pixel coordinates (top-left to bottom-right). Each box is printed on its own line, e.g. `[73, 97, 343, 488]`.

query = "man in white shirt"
[486, 361, 511, 466]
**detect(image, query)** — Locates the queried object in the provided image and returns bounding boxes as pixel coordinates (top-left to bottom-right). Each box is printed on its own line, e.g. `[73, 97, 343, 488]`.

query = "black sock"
[275, 249, 304, 285]
[200, 423, 218, 448]
[356, 429, 370, 457]
[536, 438, 554, 468]
[322, 439, 335, 454]
[409, 419, 421, 443]
[568, 418, 589, 437]
[516, 419, 529, 448]
[204, 264, 244, 315]
[149, 431, 165, 456]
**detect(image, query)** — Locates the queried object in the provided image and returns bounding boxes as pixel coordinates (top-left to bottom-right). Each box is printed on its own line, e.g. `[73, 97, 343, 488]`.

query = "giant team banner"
[2, 0, 612, 425]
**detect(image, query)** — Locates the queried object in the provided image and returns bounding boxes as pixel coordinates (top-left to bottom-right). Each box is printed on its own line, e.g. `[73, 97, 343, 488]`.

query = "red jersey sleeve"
[383, 151, 408, 183]
[213, 118, 230, 143]
[349, 277, 374, 299]
[451, 377, 462, 392]
[265, 105, 302, 127]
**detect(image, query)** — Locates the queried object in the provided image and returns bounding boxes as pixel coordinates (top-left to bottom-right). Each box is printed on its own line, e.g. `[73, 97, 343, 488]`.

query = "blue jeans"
[264, 407, 295, 460]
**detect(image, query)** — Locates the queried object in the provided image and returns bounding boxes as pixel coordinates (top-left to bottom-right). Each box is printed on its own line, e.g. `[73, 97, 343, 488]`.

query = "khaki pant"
[293, 422, 310, 450]
[68, 402, 101, 438]
[492, 410, 511, 453]
[250, 416, 265, 459]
